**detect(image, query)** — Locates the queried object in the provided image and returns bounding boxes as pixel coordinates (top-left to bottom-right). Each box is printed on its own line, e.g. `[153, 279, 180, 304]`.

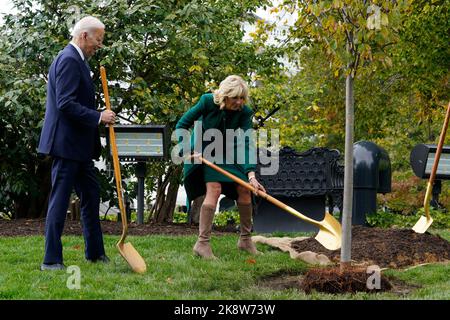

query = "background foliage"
[0, 0, 282, 219]
[0, 0, 449, 222]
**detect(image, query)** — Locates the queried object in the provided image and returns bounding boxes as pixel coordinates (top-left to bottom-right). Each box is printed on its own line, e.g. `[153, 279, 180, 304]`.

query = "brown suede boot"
[237, 203, 261, 255]
[193, 204, 217, 259]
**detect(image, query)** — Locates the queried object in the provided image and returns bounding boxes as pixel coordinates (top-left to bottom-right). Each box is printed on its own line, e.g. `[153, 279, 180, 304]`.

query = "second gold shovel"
[100, 66, 146, 273]
[412, 101, 450, 233]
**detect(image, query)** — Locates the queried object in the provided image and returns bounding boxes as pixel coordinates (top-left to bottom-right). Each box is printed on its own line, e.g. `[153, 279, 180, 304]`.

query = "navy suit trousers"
[43, 157, 105, 264]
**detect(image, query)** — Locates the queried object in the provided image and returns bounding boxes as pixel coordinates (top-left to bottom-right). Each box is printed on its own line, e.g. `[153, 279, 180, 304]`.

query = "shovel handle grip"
[199, 156, 319, 226]
[424, 101, 450, 218]
[100, 66, 128, 240]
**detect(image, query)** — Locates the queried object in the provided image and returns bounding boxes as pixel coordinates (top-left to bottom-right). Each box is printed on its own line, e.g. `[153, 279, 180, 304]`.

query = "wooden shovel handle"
[424, 101, 450, 209]
[100, 66, 128, 240]
[428, 101, 450, 184]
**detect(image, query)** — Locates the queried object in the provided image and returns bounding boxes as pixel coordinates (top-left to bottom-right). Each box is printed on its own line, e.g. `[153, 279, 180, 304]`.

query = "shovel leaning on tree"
[199, 156, 342, 250]
[100, 66, 147, 273]
[413, 101, 450, 233]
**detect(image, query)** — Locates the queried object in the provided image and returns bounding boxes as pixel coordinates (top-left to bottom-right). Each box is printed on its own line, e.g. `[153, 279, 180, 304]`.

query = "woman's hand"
[248, 176, 266, 195]
[184, 152, 202, 163]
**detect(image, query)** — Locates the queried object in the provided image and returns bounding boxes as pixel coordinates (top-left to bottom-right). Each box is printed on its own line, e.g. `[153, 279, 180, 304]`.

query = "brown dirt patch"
[257, 268, 420, 295]
[257, 269, 304, 290]
[0, 218, 235, 237]
[300, 267, 392, 294]
[291, 225, 450, 269]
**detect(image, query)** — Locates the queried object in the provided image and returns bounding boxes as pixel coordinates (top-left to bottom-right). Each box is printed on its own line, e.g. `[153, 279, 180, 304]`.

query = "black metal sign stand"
[106, 124, 169, 225]
[135, 162, 147, 224]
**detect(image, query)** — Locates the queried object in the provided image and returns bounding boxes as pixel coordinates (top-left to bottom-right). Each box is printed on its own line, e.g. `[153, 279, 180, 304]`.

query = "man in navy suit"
[38, 16, 116, 271]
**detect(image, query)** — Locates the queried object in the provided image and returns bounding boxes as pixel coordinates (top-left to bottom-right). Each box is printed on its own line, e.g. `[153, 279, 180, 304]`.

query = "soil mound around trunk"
[291, 225, 450, 268]
[300, 266, 393, 294]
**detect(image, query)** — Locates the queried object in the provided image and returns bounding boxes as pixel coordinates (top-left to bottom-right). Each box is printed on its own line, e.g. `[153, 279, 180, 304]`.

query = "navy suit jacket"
[38, 44, 101, 162]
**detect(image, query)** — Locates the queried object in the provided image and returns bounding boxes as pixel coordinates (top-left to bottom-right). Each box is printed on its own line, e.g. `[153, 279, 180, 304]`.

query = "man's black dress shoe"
[40, 263, 66, 271]
[87, 255, 110, 263]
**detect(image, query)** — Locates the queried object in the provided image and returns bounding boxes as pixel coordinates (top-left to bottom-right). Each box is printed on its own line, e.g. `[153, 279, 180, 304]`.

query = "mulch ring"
[259, 225, 450, 295]
[300, 266, 393, 294]
[291, 225, 450, 269]
[0, 218, 235, 237]
[258, 266, 420, 295]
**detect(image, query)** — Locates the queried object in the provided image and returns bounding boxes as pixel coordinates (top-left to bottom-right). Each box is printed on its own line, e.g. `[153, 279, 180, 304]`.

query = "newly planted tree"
[282, 0, 408, 268]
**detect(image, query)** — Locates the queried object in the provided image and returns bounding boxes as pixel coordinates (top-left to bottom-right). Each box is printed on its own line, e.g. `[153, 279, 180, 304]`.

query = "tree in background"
[1, 0, 448, 222]
[0, 0, 283, 220]
[256, 0, 448, 170]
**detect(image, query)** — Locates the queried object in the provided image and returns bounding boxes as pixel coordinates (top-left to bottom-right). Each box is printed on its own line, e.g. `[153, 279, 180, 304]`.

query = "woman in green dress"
[175, 75, 266, 259]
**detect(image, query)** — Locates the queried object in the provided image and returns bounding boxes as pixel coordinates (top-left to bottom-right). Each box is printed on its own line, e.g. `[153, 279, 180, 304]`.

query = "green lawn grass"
[0, 231, 448, 300]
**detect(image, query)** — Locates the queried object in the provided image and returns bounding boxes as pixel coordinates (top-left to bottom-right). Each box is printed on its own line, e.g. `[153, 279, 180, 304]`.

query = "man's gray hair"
[71, 16, 105, 37]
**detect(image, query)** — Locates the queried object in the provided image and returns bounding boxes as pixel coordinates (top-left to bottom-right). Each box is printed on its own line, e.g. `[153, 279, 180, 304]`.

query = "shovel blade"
[314, 212, 342, 251]
[117, 242, 147, 274]
[412, 215, 433, 234]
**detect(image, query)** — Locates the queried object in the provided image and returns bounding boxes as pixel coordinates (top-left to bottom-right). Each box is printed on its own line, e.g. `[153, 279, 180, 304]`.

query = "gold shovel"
[100, 66, 147, 273]
[413, 101, 450, 233]
[199, 156, 342, 250]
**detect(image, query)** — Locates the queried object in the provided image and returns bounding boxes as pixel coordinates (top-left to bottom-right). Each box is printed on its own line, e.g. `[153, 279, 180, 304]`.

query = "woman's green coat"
[175, 93, 256, 205]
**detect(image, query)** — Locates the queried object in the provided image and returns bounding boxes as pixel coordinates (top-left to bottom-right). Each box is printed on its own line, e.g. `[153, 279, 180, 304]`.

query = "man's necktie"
[84, 59, 92, 78]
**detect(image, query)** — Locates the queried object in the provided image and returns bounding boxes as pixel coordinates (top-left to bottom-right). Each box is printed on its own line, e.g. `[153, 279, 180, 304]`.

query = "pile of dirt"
[291, 225, 450, 268]
[258, 268, 419, 295]
[300, 267, 393, 294]
[0, 218, 236, 237]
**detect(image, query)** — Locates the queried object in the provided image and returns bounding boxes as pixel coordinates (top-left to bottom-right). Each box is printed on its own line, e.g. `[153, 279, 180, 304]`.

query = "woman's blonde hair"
[213, 75, 249, 110]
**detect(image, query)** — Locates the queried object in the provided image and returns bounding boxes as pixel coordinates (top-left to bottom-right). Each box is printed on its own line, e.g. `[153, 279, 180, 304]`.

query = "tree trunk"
[189, 195, 205, 224]
[69, 195, 81, 221]
[151, 164, 182, 223]
[156, 178, 179, 223]
[340, 71, 355, 272]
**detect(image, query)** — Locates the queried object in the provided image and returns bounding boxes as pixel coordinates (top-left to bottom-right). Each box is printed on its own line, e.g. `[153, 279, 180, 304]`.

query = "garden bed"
[262, 225, 450, 294]
[0, 218, 234, 237]
[291, 225, 450, 269]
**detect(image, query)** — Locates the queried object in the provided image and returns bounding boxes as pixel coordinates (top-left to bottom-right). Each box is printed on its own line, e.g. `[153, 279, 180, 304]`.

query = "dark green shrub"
[367, 208, 450, 229]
